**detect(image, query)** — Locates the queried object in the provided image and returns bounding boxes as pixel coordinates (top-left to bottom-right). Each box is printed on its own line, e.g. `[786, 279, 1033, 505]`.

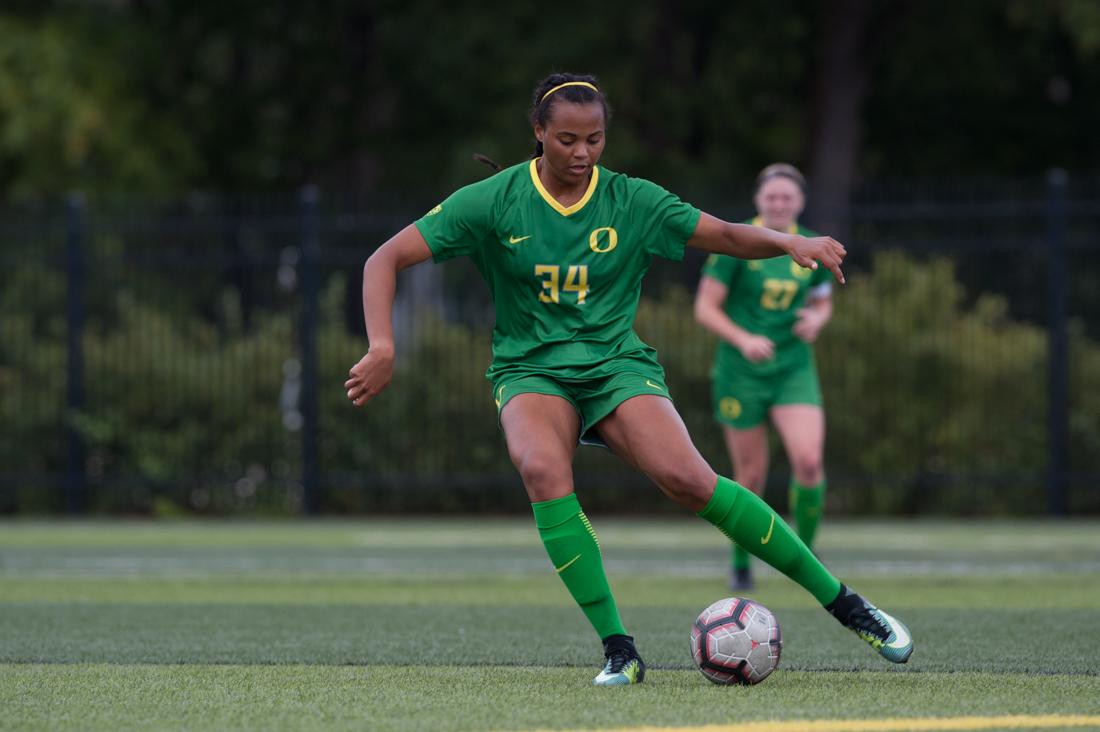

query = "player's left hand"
[786, 235, 846, 284]
[345, 348, 394, 407]
[793, 307, 827, 343]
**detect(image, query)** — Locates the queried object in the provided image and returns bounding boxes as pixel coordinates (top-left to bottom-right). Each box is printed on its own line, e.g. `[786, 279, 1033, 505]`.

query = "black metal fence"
[2, 172, 1098, 515]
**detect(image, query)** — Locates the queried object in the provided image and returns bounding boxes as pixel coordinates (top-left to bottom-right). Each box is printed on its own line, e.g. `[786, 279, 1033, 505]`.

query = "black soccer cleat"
[827, 584, 914, 664]
[593, 634, 646, 686]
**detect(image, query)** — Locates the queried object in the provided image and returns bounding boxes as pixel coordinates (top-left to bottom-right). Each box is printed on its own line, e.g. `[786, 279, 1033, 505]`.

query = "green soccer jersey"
[702, 218, 832, 376]
[414, 159, 701, 382]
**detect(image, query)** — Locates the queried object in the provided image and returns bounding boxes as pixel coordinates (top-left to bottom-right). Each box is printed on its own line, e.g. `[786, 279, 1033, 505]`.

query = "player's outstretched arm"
[687, 212, 847, 284]
[346, 225, 433, 408]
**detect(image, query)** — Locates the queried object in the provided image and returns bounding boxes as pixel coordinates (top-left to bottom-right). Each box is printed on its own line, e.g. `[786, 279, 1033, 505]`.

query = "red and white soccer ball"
[690, 597, 782, 685]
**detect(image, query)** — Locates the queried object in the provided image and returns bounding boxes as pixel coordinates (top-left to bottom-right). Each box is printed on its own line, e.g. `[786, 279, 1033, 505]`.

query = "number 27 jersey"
[414, 159, 701, 382]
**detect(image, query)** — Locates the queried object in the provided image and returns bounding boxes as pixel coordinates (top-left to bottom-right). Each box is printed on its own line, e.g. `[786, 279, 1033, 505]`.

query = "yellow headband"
[540, 81, 599, 102]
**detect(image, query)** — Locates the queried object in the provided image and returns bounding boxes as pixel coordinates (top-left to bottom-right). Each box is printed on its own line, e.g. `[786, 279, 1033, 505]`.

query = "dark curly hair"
[473, 72, 612, 173]
[527, 72, 611, 158]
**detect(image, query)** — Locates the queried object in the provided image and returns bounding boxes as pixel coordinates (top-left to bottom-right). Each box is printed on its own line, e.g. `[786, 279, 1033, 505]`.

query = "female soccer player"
[345, 73, 913, 686]
[695, 164, 833, 591]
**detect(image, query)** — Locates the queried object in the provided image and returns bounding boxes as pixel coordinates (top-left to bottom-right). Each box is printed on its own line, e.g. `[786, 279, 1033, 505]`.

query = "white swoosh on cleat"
[879, 610, 911, 649]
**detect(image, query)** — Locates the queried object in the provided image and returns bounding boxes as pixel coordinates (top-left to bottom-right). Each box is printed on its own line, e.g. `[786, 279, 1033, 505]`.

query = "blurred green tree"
[0, 14, 196, 197]
[1, 2, 1096, 199]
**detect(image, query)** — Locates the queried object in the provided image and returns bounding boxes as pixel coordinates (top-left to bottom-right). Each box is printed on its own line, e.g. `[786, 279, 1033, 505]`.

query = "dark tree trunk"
[806, 0, 875, 241]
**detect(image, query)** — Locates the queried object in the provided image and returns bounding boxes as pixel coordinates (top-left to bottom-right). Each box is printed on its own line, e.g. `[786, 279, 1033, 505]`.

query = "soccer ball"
[690, 597, 782, 685]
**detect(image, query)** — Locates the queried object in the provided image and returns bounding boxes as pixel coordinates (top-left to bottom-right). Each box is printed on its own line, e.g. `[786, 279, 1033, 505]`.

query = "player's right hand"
[345, 348, 394, 407]
[738, 334, 775, 363]
[786, 235, 846, 284]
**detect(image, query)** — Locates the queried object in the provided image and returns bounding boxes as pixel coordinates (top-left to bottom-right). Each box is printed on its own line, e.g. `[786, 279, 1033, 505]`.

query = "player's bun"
[472, 153, 503, 172]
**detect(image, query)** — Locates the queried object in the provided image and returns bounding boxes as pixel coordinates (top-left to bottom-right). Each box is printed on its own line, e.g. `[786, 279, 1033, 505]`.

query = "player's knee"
[512, 451, 571, 497]
[791, 454, 823, 484]
[652, 464, 716, 510]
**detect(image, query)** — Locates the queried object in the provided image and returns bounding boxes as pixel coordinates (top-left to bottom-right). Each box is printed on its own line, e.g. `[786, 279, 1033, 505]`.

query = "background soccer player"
[695, 164, 833, 591]
[345, 73, 912, 686]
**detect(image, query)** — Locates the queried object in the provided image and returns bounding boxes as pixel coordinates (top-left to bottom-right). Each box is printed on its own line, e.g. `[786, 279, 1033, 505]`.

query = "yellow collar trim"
[752, 216, 798, 235]
[529, 158, 599, 217]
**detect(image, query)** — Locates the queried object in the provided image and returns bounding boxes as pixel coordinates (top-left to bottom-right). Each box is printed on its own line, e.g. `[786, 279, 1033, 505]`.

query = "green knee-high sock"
[532, 493, 627, 640]
[700, 476, 840, 605]
[731, 542, 751, 571]
[789, 478, 826, 549]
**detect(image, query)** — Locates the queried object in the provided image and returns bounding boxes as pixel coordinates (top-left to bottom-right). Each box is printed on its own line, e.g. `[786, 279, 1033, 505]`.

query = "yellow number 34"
[536, 264, 589, 304]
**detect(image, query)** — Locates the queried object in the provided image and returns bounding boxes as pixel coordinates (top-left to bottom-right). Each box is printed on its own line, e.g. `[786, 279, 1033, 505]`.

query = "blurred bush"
[75, 292, 296, 513]
[3, 251, 1097, 515]
[644, 251, 1100, 515]
[0, 261, 68, 511]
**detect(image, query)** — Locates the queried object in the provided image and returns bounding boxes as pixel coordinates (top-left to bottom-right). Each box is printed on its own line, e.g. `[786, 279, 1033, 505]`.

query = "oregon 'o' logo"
[588, 227, 618, 253]
[719, 397, 742, 420]
[425, 204, 442, 216]
[790, 259, 813, 280]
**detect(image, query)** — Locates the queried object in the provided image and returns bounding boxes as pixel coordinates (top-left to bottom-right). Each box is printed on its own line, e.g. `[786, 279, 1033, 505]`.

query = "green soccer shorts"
[492, 363, 672, 448]
[711, 360, 823, 429]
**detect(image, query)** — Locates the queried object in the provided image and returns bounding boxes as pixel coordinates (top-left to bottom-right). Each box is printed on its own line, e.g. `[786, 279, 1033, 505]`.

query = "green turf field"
[2, 518, 1098, 731]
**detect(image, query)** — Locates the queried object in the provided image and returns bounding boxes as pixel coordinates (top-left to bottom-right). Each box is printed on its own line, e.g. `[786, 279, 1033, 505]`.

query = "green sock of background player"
[790, 477, 826, 549]
[701, 476, 839, 604]
[731, 478, 824, 578]
[532, 493, 627, 640]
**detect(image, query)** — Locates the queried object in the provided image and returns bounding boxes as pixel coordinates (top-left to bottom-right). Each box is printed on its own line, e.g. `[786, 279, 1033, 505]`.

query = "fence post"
[1046, 169, 1068, 516]
[65, 193, 87, 514]
[299, 186, 321, 514]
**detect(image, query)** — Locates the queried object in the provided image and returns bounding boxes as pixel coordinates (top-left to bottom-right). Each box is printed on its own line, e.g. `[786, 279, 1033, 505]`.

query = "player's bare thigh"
[721, 424, 769, 495]
[594, 395, 717, 512]
[769, 403, 825, 485]
[500, 393, 581, 503]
